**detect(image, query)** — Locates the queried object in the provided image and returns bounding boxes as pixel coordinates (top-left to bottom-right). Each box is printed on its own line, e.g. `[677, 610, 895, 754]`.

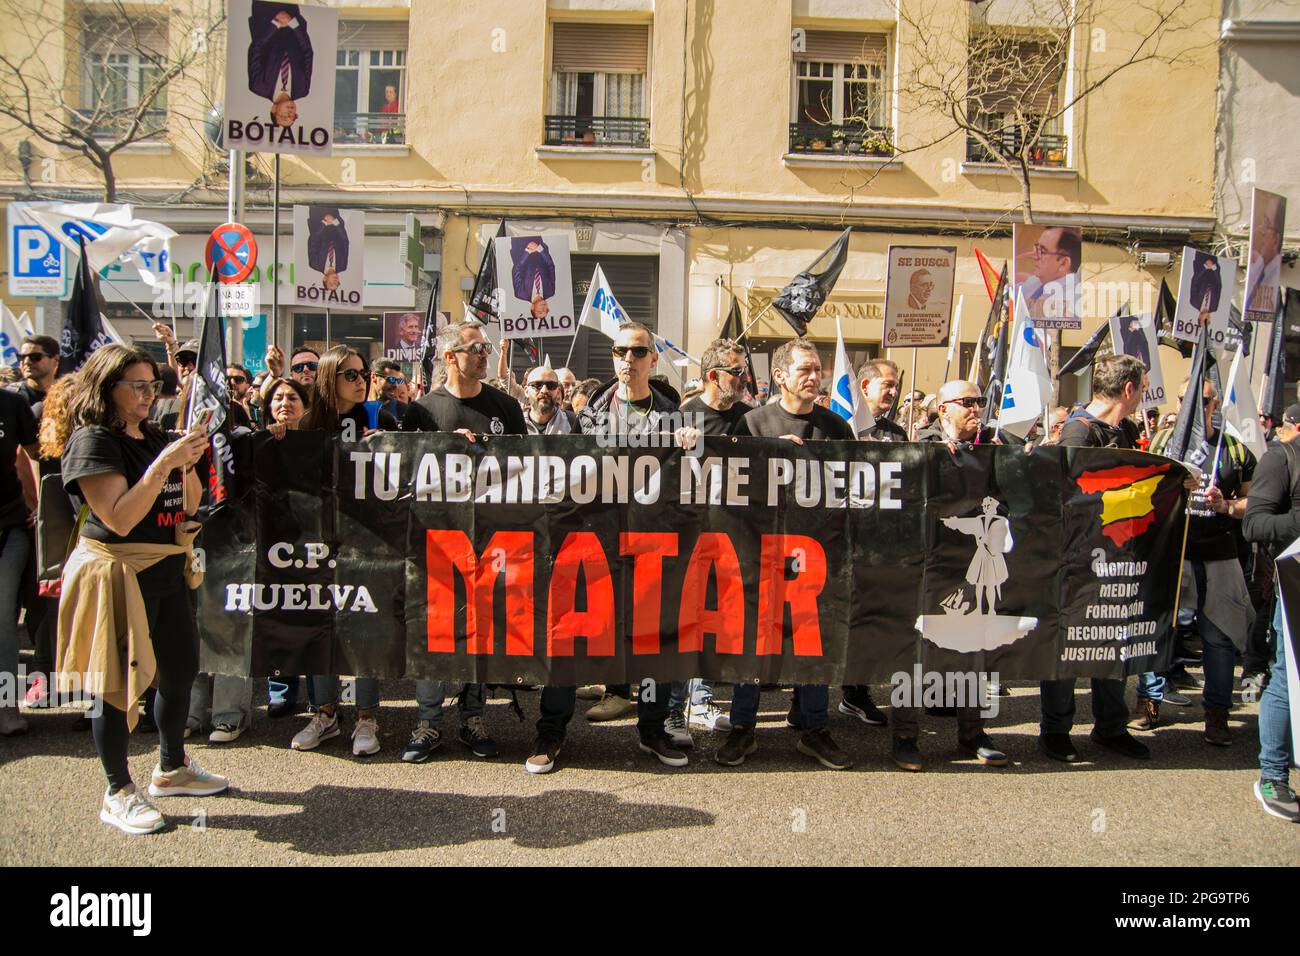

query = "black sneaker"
[839, 686, 888, 726]
[1090, 728, 1150, 760]
[796, 728, 853, 770]
[401, 721, 442, 763]
[525, 733, 563, 774]
[892, 736, 923, 772]
[715, 725, 757, 766]
[959, 731, 1009, 767]
[1039, 733, 1079, 763]
[1168, 667, 1203, 690]
[458, 716, 499, 758]
[639, 731, 689, 767]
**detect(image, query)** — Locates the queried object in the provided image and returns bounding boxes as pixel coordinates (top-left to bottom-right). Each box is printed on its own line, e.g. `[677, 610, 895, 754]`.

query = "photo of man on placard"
[511, 236, 556, 321]
[1245, 189, 1286, 319]
[907, 269, 934, 309]
[1117, 315, 1152, 370]
[306, 206, 348, 291]
[247, 2, 314, 129]
[1014, 224, 1083, 325]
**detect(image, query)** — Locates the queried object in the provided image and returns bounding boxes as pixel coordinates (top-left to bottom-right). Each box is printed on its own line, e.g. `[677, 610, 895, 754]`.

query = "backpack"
[35, 475, 88, 598]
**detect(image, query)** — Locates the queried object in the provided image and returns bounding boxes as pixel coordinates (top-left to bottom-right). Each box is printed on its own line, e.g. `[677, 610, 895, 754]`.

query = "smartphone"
[190, 407, 215, 434]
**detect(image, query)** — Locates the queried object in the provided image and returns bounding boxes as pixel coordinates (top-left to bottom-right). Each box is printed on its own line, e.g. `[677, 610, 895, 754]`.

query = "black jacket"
[578, 378, 679, 436]
[1244, 440, 1300, 556]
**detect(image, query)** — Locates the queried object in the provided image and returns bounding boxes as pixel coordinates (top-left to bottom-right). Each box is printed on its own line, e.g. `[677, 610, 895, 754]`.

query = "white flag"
[1, 302, 33, 366]
[829, 316, 875, 437]
[947, 294, 964, 372]
[653, 334, 700, 367]
[578, 264, 629, 340]
[997, 291, 1053, 440]
[14, 201, 175, 289]
[1222, 347, 1267, 464]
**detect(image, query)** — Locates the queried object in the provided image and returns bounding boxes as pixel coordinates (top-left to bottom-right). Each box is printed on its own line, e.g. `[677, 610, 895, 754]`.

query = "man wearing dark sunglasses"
[914, 380, 995, 445]
[400, 319, 525, 764]
[9, 335, 60, 410]
[680, 338, 751, 436]
[225, 365, 255, 431]
[370, 359, 409, 421]
[523, 366, 576, 435]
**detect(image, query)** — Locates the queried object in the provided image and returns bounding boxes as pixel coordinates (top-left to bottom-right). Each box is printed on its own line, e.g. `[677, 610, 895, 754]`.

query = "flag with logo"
[653, 334, 700, 367]
[771, 228, 851, 337]
[719, 295, 759, 395]
[469, 221, 507, 320]
[418, 274, 443, 392]
[1161, 321, 1210, 469]
[187, 277, 229, 437]
[830, 317, 874, 438]
[1220, 347, 1267, 464]
[977, 265, 1011, 426]
[1058, 306, 1128, 379]
[60, 236, 115, 373]
[578, 264, 628, 340]
[996, 291, 1053, 440]
[15, 201, 174, 289]
[1, 302, 33, 367]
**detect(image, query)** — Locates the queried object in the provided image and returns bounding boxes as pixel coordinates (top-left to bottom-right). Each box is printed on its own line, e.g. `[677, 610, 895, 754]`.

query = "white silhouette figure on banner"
[916, 496, 1038, 653]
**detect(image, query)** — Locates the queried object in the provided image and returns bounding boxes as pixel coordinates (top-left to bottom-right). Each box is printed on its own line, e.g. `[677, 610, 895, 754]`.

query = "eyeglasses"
[336, 368, 368, 383]
[709, 366, 747, 378]
[18, 351, 50, 362]
[228, 375, 247, 385]
[943, 396, 988, 410]
[291, 361, 319, 373]
[450, 342, 492, 356]
[527, 381, 561, 391]
[612, 345, 652, 360]
[117, 379, 164, 396]
[1033, 243, 1067, 260]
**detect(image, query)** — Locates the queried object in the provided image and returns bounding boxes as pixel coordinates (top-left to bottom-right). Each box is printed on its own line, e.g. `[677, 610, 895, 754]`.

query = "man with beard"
[523, 365, 576, 435]
[400, 320, 525, 763]
[370, 359, 408, 422]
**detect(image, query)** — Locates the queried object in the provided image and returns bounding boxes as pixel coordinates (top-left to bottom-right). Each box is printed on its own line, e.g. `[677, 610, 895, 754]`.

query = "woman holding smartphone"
[294, 346, 395, 756]
[55, 345, 229, 835]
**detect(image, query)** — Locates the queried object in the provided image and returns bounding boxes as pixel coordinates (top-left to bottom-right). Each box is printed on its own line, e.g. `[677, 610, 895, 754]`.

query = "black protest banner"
[196, 434, 1187, 684]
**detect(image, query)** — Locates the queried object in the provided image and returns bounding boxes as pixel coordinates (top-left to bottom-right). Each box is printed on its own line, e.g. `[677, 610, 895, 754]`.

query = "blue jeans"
[730, 684, 828, 731]
[0, 528, 31, 691]
[1258, 601, 1293, 782]
[414, 679, 484, 725]
[1040, 678, 1129, 736]
[311, 676, 380, 711]
[1137, 672, 1167, 702]
[669, 678, 713, 711]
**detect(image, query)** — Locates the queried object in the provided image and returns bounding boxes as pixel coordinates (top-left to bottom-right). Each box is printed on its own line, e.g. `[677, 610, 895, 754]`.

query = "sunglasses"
[612, 345, 652, 360]
[228, 375, 247, 385]
[527, 381, 561, 391]
[19, 351, 51, 362]
[336, 368, 368, 383]
[118, 379, 164, 396]
[291, 361, 319, 373]
[450, 342, 492, 356]
[709, 366, 747, 378]
[943, 396, 988, 410]
[177, 357, 196, 368]
[378, 375, 405, 386]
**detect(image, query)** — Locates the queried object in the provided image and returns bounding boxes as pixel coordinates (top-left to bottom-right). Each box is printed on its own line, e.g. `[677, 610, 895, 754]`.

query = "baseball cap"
[175, 340, 199, 361]
[1282, 404, 1300, 426]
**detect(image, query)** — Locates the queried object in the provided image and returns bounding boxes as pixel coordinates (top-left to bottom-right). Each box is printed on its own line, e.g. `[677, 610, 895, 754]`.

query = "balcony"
[335, 112, 406, 145]
[788, 123, 894, 157]
[966, 129, 1068, 168]
[543, 115, 650, 148]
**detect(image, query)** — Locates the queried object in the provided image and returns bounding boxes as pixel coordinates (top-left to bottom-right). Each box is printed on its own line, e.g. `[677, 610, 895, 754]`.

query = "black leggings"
[92, 587, 199, 792]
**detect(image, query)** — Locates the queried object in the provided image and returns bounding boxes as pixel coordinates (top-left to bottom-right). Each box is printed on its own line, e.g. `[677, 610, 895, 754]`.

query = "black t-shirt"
[864, 416, 908, 442]
[0, 389, 38, 528]
[680, 396, 751, 436]
[340, 404, 399, 434]
[737, 401, 855, 441]
[401, 383, 526, 436]
[1057, 411, 1140, 450]
[61, 424, 187, 594]
[7, 381, 46, 413]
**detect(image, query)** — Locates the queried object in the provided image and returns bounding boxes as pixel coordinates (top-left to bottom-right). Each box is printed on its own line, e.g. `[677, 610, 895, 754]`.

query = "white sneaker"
[664, 709, 693, 748]
[689, 701, 730, 732]
[100, 784, 164, 835]
[208, 722, 244, 744]
[291, 710, 340, 751]
[147, 755, 229, 797]
[352, 715, 380, 756]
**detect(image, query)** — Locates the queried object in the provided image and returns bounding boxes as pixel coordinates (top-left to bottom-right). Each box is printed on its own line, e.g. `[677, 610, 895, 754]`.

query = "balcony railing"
[788, 123, 894, 157]
[966, 129, 1069, 168]
[543, 114, 650, 148]
[335, 111, 406, 145]
[72, 107, 167, 141]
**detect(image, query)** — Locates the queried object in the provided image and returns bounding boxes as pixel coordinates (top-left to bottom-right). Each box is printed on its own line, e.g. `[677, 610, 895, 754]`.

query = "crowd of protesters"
[1, 318, 1295, 835]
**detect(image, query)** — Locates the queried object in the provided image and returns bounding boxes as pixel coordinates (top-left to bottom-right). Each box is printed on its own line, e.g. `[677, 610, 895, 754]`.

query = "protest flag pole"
[325, 308, 331, 350]
[271, 153, 281, 348]
[738, 300, 776, 341]
[907, 348, 918, 437]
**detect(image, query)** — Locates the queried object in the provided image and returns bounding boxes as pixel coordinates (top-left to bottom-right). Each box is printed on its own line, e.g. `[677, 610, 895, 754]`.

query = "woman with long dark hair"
[54, 344, 229, 835]
[293, 346, 395, 756]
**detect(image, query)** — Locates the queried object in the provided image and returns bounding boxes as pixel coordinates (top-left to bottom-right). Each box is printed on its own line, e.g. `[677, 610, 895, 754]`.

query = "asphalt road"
[2, 671, 1294, 866]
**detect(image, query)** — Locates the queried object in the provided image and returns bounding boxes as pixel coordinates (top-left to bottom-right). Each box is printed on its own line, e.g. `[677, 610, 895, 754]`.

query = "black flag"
[771, 228, 851, 337]
[1154, 278, 1193, 359]
[469, 221, 506, 320]
[188, 276, 229, 435]
[720, 295, 759, 395]
[60, 235, 113, 373]
[418, 273, 442, 392]
[1058, 306, 1126, 379]
[1260, 291, 1291, 422]
[1163, 321, 1210, 466]
[977, 265, 1011, 427]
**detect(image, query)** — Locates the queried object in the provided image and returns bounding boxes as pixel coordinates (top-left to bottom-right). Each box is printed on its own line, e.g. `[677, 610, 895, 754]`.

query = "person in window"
[55, 345, 228, 835]
[247, 2, 313, 128]
[292, 347, 395, 757]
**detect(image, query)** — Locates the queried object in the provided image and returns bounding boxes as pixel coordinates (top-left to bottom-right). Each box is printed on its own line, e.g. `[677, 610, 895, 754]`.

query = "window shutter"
[799, 31, 887, 66]
[970, 37, 1064, 117]
[83, 16, 168, 58]
[552, 22, 649, 73]
[337, 20, 409, 51]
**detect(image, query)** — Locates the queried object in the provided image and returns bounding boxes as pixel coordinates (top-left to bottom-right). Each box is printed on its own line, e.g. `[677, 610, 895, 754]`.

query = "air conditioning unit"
[1137, 251, 1173, 269]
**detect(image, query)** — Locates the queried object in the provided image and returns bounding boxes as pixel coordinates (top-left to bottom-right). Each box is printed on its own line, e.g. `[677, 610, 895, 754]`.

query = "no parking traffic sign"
[204, 222, 258, 284]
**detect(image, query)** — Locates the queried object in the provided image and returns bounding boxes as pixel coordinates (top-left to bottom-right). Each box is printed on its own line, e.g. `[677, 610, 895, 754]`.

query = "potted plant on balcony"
[862, 132, 891, 157]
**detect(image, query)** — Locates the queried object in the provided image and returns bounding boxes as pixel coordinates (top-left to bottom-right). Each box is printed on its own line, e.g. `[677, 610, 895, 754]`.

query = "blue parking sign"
[8, 215, 65, 296]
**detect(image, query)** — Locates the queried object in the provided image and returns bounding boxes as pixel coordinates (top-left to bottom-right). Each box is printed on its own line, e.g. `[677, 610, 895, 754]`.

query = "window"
[80, 16, 168, 139]
[966, 34, 1068, 167]
[334, 20, 409, 144]
[546, 22, 650, 147]
[789, 31, 890, 156]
